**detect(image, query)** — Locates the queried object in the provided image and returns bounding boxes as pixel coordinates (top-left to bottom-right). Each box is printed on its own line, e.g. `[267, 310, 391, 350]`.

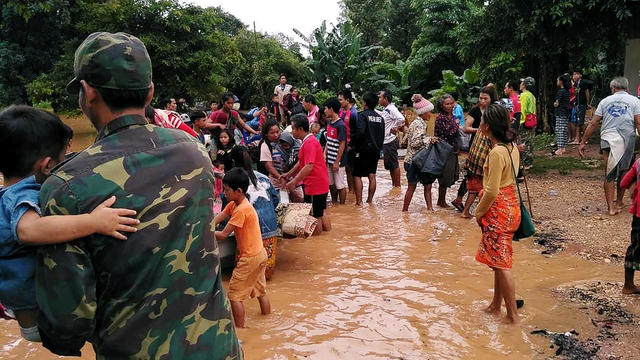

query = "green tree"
[339, 0, 388, 47]
[0, 0, 72, 106]
[457, 0, 633, 130]
[296, 21, 379, 93]
[26, 0, 242, 111]
[407, 0, 470, 93]
[228, 31, 310, 107]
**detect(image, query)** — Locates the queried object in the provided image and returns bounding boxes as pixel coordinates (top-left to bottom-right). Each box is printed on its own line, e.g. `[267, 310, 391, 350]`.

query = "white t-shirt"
[274, 84, 292, 105]
[377, 103, 405, 144]
[595, 91, 640, 136]
[259, 141, 272, 162]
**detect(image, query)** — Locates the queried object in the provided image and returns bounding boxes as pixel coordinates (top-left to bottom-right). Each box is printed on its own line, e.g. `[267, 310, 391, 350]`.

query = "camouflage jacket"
[36, 115, 242, 359]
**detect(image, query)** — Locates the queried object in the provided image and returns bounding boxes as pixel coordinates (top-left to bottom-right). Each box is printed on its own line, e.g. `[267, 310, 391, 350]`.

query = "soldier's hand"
[92, 196, 139, 240]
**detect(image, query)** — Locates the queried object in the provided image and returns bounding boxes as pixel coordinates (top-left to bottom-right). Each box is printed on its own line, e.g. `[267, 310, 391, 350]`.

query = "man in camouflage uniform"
[35, 32, 242, 359]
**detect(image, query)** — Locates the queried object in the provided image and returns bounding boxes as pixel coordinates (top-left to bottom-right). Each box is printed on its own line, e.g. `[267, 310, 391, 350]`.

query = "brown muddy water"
[0, 118, 629, 359]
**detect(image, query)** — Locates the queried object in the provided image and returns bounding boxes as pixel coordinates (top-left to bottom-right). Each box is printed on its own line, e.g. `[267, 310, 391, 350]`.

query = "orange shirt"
[223, 200, 263, 258]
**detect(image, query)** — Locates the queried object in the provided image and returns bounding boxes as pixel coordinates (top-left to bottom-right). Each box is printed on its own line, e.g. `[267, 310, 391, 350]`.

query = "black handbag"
[501, 144, 535, 240]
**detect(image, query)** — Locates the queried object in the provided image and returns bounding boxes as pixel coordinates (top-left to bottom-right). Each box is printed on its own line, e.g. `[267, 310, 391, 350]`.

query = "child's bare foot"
[622, 285, 640, 294]
[437, 202, 450, 209]
[461, 212, 472, 219]
[427, 206, 434, 211]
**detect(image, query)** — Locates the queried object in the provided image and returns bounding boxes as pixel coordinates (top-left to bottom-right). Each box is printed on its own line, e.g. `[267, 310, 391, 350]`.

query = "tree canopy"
[2, 0, 638, 123]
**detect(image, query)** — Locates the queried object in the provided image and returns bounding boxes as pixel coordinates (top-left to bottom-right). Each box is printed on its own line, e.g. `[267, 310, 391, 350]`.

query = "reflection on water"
[0, 118, 626, 359]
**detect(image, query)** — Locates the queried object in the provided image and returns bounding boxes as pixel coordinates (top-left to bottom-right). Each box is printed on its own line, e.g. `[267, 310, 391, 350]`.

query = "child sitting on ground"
[0, 105, 139, 341]
[214, 168, 271, 328]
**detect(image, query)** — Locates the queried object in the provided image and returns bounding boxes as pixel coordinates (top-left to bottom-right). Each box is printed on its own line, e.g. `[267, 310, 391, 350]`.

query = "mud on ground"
[526, 144, 640, 359]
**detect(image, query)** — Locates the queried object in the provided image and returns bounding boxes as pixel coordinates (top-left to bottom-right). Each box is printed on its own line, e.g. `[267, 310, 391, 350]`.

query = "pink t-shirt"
[298, 134, 329, 195]
[307, 105, 319, 124]
[510, 93, 521, 114]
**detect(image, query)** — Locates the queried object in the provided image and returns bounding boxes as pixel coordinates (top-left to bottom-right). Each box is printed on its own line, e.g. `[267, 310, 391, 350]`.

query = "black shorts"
[304, 193, 328, 218]
[383, 138, 399, 170]
[353, 150, 379, 177]
[626, 216, 640, 270]
[345, 149, 355, 171]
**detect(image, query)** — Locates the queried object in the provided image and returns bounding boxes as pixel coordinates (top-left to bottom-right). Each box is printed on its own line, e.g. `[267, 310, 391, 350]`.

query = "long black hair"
[482, 104, 513, 144]
[558, 74, 572, 90]
[229, 145, 258, 187]
[216, 128, 235, 150]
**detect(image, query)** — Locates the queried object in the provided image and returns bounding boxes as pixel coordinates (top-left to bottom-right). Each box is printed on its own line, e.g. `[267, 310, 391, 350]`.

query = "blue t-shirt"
[453, 104, 464, 126]
[0, 176, 41, 310]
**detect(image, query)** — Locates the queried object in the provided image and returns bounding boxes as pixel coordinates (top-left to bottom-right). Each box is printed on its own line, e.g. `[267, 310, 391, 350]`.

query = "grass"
[532, 133, 555, 151]
[529, 155, 603, 175]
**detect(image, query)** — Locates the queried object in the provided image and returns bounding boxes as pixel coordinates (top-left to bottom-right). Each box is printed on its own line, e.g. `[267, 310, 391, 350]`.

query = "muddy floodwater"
[0, 120, 632, 359]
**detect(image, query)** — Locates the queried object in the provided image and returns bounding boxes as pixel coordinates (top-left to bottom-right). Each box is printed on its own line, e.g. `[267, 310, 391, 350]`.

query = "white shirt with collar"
[377, 103, 405, 144]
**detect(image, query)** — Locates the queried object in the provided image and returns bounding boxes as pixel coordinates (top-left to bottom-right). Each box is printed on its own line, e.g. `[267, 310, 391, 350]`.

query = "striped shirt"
[326, 118, 347, 166]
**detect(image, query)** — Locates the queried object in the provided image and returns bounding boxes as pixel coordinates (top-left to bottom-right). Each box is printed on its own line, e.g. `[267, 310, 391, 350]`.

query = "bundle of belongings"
[411, 140, 454, 184]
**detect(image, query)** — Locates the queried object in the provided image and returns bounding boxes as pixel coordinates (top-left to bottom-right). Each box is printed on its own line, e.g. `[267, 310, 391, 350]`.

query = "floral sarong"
[263, 236, 278, 280]
[475, 184, 520, 269]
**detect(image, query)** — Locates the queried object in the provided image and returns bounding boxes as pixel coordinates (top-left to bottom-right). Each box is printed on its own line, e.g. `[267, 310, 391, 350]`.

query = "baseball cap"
[66, 32, 152, 95]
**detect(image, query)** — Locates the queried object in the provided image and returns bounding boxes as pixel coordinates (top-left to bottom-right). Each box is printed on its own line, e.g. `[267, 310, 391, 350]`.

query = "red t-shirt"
[510, 92, 521, 114]
[209, 109, 240, 129]
[298, 134, 329, 195]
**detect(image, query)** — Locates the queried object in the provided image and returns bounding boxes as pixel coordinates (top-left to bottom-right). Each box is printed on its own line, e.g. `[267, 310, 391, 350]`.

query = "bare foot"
[355, 202, 362, 206]
[554, 149, 566, 156]
[622, 285, 640, 294]
[607, 208, 619, 216]
[461, 213, 473, 219]
[501, 315, 520, 325]
[437, 203, 451, 209]
[483, 305, 501, 316]
[402, 208, 408, 212]
[427, 207, 434, 211]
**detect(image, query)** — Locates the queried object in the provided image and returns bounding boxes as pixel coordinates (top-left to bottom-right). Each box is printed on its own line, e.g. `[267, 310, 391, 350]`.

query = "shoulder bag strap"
[498, 143, 524, 204]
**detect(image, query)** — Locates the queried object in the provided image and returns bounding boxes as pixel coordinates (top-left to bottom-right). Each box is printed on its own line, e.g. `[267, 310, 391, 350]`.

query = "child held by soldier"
[214, 168, 271, 328]
[0, 106, 139, 341]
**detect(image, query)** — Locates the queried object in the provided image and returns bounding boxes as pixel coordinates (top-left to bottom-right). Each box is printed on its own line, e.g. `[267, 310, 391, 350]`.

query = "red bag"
[524, 113, 537, 129]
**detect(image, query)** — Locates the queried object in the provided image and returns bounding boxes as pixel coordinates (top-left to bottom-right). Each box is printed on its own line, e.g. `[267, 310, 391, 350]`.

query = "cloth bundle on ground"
[411, 140, 454, 184]
[275, 203, 318, 238]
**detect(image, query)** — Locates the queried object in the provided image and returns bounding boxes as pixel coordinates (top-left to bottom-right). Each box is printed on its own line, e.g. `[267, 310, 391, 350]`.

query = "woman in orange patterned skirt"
[474, 104, 521, 325]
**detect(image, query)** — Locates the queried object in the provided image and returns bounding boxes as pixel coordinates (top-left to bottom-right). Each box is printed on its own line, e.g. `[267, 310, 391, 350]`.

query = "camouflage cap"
[66, 32, 152, 95]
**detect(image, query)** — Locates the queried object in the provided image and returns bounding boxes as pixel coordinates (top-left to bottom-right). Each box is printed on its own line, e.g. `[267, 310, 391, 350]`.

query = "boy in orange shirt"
[215, 168, 271, 328]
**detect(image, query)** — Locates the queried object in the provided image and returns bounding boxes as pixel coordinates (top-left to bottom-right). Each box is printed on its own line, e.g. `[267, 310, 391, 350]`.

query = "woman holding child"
[474, 104, 521, 325]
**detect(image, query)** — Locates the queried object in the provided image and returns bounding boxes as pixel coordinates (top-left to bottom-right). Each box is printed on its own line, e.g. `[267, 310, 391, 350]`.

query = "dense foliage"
[1, 0, 638, 125]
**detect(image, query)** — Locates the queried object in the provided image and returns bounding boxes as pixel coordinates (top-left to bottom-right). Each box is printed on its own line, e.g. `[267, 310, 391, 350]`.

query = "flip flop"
[451, 201, 464, 212]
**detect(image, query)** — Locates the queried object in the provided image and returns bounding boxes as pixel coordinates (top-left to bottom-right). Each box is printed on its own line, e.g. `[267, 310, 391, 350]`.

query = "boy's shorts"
[353, 150, 379, 177]
[228, 248, 268, 302]
[327, 166, 347, 190]
[304, 193, 328, 218]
